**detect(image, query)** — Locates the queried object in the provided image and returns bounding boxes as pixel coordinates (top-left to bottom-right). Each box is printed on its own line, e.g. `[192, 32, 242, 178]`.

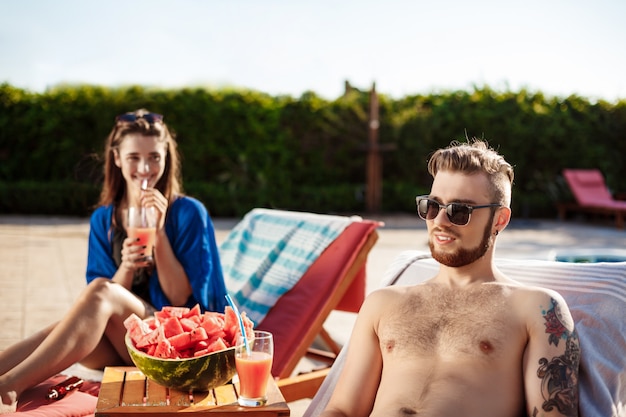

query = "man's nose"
[432, 206, 451, 226]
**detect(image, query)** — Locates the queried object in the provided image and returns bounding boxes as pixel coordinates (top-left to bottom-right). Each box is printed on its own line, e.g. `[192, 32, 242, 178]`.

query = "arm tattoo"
[536, 298, 580, 416]
[542, 298, 568, 347]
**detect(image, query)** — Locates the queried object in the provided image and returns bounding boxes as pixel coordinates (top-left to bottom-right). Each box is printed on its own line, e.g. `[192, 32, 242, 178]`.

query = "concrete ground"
[1, 213, 624, 414]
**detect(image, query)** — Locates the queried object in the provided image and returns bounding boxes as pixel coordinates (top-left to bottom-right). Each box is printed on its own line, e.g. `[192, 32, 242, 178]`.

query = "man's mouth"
[433, 231, 457, 245]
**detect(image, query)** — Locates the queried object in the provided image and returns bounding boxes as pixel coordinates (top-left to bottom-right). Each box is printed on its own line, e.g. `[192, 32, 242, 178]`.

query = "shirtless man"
[320, 140, 580, 417]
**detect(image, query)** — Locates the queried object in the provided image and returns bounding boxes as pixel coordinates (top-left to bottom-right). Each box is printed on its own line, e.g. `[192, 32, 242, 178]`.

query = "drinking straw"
[225, 294, 250, 353]
[141, 179, 148, 226]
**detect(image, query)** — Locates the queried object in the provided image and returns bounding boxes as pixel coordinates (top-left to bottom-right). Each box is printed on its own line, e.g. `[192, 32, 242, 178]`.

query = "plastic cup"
[126, 206, 157, 261]
[235, 331, 274, 407]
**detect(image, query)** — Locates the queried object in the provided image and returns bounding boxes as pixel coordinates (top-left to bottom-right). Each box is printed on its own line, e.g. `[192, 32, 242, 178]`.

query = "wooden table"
[95, 367, 290, 416]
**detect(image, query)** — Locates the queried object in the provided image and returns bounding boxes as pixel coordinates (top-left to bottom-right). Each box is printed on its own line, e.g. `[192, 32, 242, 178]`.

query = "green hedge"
[0, 181, 100, 216]
[1, 83, 624, 218]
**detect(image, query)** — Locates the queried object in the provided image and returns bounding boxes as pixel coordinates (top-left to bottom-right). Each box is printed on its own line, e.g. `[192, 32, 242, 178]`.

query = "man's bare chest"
[378, 284, 522, 358]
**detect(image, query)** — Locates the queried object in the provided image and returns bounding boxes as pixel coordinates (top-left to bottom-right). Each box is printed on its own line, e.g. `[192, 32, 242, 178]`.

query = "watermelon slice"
[183, 304, 202, 318]
[162, 317, 185, 338]
[154, 336, 176, 359]
[124, 314, 150, 343]
[161, 306, 191, 318]
[179, 317, 199, 332]
[168, 327, 209, 351]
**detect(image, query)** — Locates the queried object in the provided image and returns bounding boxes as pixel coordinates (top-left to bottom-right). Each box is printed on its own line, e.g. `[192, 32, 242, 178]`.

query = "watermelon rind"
[125, 332, 237, 392]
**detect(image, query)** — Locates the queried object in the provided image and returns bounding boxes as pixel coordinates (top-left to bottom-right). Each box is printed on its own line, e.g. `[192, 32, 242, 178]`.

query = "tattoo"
[542, 298, 567, 346]
[537, 298, 580, 416]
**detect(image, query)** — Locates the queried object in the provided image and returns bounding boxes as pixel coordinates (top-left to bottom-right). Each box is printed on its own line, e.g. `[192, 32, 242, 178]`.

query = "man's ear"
[494, 206, 511, 233]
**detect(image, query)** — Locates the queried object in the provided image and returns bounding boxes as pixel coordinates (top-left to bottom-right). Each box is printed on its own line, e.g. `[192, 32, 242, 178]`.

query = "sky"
[1, 0, 625, 102]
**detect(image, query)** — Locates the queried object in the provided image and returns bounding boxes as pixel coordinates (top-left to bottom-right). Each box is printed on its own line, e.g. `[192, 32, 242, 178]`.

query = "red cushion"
[10, 375, 100, 417]
[335, 266, 366, 312]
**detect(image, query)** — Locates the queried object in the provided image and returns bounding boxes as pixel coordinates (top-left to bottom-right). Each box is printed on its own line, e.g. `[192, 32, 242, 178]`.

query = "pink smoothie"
[236, 351, 273, 399]
[127, 226, 156, 258]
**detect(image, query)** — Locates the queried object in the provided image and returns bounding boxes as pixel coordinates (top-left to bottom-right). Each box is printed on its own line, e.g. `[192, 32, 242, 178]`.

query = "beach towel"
[219, 209, 354, 324]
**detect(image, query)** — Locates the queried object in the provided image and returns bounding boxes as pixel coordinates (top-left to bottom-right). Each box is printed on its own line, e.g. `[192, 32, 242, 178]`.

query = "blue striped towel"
[219, 208, 356, 324]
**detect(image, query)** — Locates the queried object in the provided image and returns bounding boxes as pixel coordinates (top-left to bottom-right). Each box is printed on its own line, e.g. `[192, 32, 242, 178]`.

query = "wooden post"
[366, 83, 382, 213]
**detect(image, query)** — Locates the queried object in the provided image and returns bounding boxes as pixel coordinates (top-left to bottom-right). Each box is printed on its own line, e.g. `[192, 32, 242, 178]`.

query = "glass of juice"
[126, 206, 157, 262]
[235, 330, 273, 407]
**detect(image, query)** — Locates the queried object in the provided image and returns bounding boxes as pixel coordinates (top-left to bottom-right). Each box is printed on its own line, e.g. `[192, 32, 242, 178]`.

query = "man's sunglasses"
[116, 112, 163, 124]
[416, 196, 501, 226]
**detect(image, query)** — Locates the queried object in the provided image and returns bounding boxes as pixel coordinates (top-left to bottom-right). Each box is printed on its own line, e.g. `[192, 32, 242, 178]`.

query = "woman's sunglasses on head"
[416, 196, 501, 226]
[116, 112, 163, 124]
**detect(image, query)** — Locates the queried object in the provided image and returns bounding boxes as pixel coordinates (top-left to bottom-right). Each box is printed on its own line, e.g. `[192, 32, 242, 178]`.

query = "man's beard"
[429, 216, 495, 268]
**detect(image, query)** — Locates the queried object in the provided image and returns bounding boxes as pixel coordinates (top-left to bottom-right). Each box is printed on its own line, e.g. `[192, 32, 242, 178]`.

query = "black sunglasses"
[416, 196, 501, 226]
[115, 112, 163, 124]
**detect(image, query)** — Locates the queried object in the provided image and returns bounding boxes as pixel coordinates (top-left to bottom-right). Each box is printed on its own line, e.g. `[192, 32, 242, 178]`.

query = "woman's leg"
[0, 278, 152, 409]
[79, 334, 127, 369]
[0, 324, 55, 376]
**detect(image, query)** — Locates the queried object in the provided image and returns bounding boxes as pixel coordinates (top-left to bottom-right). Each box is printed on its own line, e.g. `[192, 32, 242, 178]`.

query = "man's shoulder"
[504, 282, 574, 326]
[505, 280, 567, 303]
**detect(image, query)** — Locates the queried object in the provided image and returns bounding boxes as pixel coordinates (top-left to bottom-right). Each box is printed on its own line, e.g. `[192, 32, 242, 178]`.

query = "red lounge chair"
[558, 169, 626, 229]
[222, 209, 381, 379]
[257, 218, 380, 379]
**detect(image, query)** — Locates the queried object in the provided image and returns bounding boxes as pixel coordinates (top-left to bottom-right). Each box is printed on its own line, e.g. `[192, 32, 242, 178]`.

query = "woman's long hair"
[98, 109, 183, 209]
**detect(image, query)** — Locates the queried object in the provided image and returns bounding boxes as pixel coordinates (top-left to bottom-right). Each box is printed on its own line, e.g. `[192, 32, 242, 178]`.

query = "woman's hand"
[121, 236, 153, 270]
[141, 188, 168, 230]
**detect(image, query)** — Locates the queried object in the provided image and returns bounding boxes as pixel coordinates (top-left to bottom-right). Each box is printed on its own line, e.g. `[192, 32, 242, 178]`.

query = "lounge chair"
[296, 251, 626, 417]
[219, 208, 381, 379]
[558, 168, 626, 229]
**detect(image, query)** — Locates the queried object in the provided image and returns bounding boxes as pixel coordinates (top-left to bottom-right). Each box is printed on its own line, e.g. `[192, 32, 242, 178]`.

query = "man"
[320, 140, 580, 417]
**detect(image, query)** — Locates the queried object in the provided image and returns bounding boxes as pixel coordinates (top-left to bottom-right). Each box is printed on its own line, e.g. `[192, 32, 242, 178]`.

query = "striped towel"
[219, 208, 355, 324]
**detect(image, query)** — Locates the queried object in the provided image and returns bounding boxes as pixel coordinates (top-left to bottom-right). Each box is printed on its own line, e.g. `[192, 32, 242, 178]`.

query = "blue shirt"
[86, 196, 227, 313]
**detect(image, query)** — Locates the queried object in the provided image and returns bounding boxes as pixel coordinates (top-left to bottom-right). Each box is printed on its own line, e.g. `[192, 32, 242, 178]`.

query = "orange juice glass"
[127, 206, 157, 261]
[235, 331, 273, 407]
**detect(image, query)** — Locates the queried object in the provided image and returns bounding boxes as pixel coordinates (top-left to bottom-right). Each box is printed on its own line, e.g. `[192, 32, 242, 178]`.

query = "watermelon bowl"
[125, 332, 237, 392]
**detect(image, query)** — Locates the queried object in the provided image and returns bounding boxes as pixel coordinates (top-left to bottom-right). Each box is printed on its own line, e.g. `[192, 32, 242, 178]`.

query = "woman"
[0, 109, 227, 412]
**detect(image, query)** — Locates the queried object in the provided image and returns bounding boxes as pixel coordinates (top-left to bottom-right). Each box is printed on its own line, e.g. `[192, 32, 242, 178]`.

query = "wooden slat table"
[95, 367, 290, 416]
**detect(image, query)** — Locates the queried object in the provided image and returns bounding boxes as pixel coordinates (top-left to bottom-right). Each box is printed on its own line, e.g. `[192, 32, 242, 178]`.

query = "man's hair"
[427, 139, 514, 206]
[98, 109, 182, 207]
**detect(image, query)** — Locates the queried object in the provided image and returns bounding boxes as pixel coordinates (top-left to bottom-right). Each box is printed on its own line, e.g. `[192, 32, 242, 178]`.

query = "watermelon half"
[125, 332, 237, 391]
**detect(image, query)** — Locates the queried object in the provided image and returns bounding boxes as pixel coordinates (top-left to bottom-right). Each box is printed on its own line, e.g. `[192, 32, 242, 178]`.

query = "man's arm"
[319, 289, 389, 417]
[523, 291, 580, 417]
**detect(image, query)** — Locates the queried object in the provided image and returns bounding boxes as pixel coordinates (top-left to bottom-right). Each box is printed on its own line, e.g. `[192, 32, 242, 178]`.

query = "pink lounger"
[559, 168, 626, 229]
